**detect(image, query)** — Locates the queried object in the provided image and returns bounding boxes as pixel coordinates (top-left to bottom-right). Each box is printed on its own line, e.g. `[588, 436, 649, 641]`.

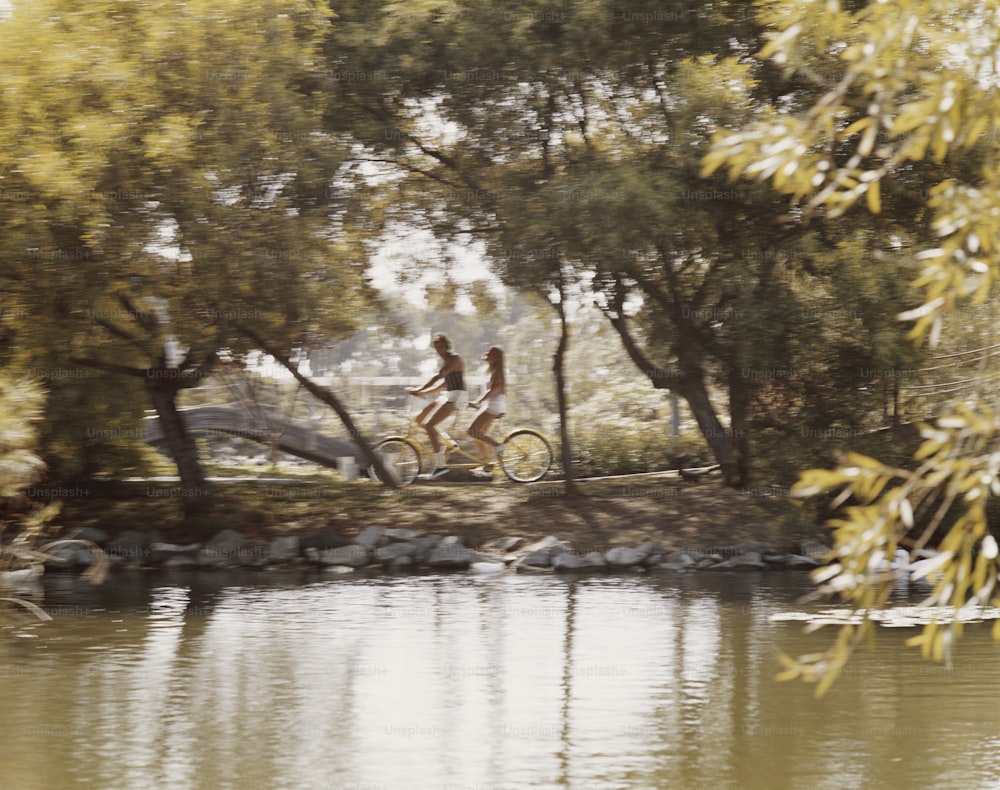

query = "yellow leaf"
[866, 179, 881, 214]
[815, 664, 842, 698]
[892, 100, 934, 136]
[914, 438, 943, 460]
[791, 469, 850, 498]
[700, 148, 730, 178]
[931, 630, 945, 663]
[841, 117, 872, 137]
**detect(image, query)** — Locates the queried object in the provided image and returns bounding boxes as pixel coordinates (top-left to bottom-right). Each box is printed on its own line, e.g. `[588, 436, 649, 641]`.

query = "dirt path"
[316, 473, 825, 555]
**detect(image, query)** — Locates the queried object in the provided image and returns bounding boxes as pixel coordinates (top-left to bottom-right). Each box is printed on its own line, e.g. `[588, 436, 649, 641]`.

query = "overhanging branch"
[233, 324, 398, 488]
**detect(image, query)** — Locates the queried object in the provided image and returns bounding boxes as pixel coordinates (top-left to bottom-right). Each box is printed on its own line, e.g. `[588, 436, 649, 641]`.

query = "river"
[2, 570, 999, 789]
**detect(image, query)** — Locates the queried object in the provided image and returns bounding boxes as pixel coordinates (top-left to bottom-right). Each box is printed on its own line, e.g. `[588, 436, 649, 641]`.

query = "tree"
[706, 0, 1000, 692]
[322, 0, 921, 487]
[0, 0, 375, 512]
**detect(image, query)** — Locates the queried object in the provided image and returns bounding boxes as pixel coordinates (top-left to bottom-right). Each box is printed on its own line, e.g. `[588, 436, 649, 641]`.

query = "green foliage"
[0, 375, 104, 622]
[709, 0, 1000, 692]
[0, 0, 380, 483]
[323, 0, 923, 486]
[0, 377, 47, 501]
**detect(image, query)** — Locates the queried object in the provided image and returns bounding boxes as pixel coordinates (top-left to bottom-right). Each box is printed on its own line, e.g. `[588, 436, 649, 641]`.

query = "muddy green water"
[2, 570, 999, 789]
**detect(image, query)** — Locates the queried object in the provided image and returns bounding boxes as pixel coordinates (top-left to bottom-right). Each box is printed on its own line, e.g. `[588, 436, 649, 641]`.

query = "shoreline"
[29, 473, 834, 580]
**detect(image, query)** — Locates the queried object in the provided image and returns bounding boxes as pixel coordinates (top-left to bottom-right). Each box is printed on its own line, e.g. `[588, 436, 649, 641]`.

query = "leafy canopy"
[707, 0, 1000, 694]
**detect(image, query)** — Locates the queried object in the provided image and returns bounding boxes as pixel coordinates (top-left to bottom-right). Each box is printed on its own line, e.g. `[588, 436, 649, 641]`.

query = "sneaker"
[430, 467, 451, 479]
[471, 467, 493, 478]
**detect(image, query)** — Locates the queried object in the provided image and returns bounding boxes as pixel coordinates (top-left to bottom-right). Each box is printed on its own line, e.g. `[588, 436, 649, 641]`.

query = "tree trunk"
[552, 292, 578, 496]
[69, 354, 216, 515]
[726, 365, 752, 487]
[604, 310, 746, 487]
[677, 370, 742, 487]
[145, 376, 212, 516]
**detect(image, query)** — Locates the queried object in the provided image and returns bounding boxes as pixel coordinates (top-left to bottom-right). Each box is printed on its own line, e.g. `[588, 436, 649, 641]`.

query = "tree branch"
[233, 323, 398, 488]
[599, 300, 682, 392]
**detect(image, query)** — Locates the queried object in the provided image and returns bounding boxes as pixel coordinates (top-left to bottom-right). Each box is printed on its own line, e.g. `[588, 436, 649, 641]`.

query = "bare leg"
[414, 400, 436, 427]
[467, 409, 499, 460]
[425, 402, 456, 453]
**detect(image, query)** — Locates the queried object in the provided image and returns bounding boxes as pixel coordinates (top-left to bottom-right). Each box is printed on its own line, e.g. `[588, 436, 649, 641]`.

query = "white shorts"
[483, 395, 505, 416]
[440, 390, 464, 404]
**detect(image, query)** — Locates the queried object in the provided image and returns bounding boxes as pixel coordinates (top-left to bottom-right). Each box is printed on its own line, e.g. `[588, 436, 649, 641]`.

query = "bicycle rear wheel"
[368, 437, 422, 485]
[499, 429, 552, 483]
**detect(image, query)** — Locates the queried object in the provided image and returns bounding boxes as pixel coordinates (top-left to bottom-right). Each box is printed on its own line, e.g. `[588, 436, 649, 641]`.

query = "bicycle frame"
[370, 393, 553, 484]
[403, 393, 497, 469]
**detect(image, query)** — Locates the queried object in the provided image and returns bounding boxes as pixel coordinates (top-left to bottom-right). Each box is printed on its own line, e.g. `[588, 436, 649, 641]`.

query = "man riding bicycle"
[406, 332, 465, 478]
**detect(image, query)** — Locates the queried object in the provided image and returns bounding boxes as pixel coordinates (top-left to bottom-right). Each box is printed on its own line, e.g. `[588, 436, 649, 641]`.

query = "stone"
[197, 549, 233, 568]
[658, 553, 696, 571]
[487, 536, 524, 553]
[388, 555, 415, 570]
[149, 542, 203, 564]
[383, 528, 419, 542]
[605, 546, 650, 568]
[104, 531, 150, 565]
[709, 551, 766, 570]
[784, 554, 821, 569]
[0, 567, 42, 594]
[206, 529, 247, 551]
[427, 544, 474, 570]
[552, 553, 585, 571]
[375, 543, 418, 563]
[579, 552, 609, 570]
[355, 526, 385, 551]
[523, 535, 566, 553]
[800, 540, 831, 560]
[65, 527, 109, 545]
[268, 536, 301, 563]
[43, 543, 94, 569]
[201, 530, 249, 565]
[439, 535, 465, 547]
[410, 535, 441, 564]
[516, 550, 551, 568]
[469, 552, 501, 564]
[319, 545, 370, 567]
[300, 528, 349, 551]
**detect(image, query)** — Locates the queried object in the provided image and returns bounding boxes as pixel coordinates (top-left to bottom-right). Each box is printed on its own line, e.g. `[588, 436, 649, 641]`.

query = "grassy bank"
[48, 471, 829, 555]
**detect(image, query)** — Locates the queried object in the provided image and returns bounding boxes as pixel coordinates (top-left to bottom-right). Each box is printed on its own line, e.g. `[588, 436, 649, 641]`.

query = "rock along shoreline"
[45, 526, 833, 577]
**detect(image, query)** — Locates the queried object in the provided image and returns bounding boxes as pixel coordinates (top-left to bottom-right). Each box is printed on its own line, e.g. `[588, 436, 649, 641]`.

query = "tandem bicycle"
[368, 392, 553, 485]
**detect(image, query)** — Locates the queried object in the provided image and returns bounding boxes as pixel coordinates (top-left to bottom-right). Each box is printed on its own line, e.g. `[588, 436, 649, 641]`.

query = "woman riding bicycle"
[466, 345, 505, 475]
[406, 332, 465, 478]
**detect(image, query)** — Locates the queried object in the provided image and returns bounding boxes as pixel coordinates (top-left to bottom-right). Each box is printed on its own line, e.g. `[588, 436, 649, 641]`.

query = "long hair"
[487, 346, 505, 392]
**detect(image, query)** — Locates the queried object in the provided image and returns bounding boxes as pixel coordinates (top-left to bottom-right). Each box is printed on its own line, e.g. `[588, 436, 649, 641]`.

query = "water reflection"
[2, 571, 1000, 788]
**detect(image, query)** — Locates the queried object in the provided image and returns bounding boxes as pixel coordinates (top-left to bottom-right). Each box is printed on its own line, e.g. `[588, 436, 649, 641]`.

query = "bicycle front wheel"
[499, 429, 553, 483]
[368, 437, 422, 485]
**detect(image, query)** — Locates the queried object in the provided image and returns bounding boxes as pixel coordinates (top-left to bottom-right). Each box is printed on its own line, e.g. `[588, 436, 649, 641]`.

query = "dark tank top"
[444, 366, 464, 391]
